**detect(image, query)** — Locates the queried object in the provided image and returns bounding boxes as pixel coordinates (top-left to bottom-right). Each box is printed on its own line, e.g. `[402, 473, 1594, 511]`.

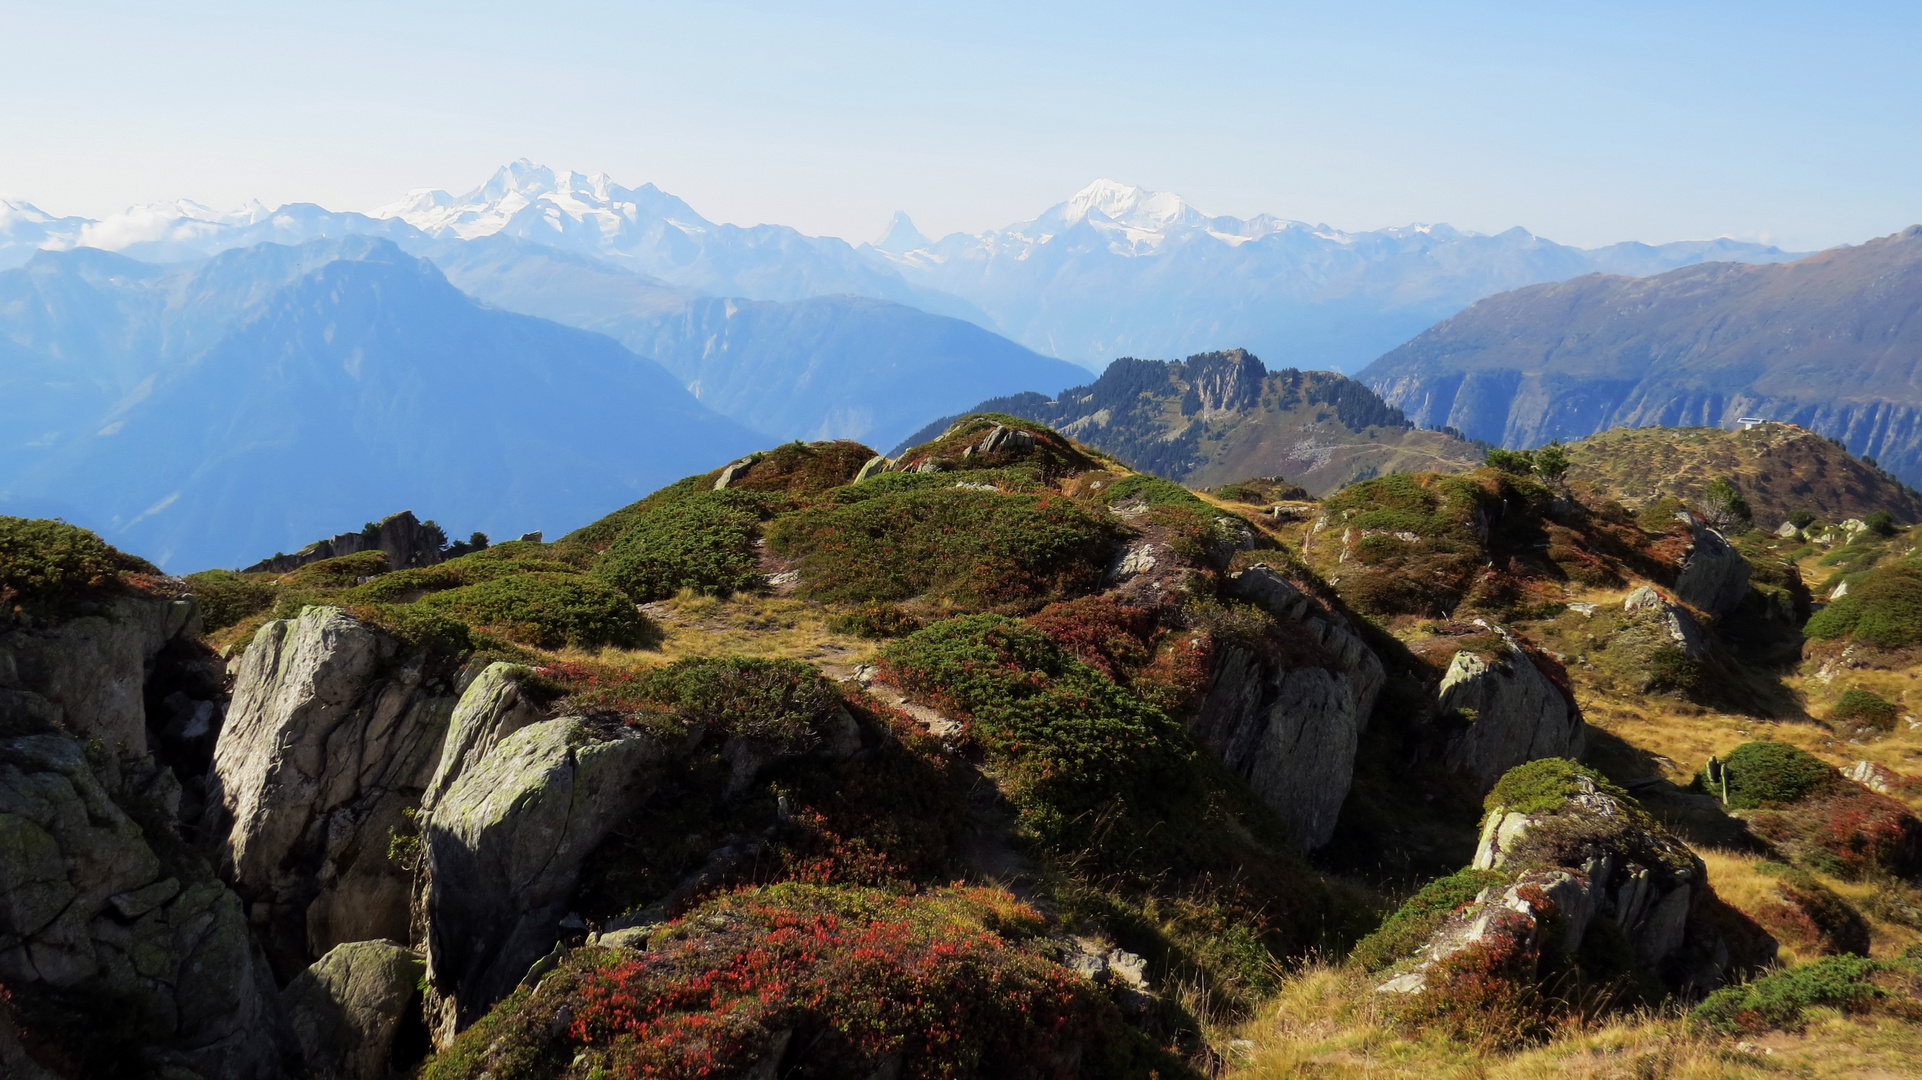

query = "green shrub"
[1213, 477, 1309, 504]
[351, 549, 580, 602]
[826, 602, 924, 639]
[1484, 447, 1535, 475]
[0, 516, 153, 602]
[1350, 868, 1508, 971]
[557, 472, 718, 556]
[1803, 562, 1922, 648]
[876, 614, 1195, 854]
[634, 656, 843, 744]
[1099, 473, 1210, 511]
[1485, 758, 1624, 816]
[1866, 509, 1897, 535]
[591, 489, 776, 601]
[1833, 688, 1900, 731]
[1710, 741, 1834, 809]
[343, 603, 474, 658]
[416, 573, 653, 650]
[280, 550, 389, 589]
[766, 488, 1121, 610]
[1789, 509, 1817, 529]
[183, 569, 277, 631]
[1691, 954, 1899, 1033]
[1697, 477, 1752, 529]
[717, 440, 877, 495]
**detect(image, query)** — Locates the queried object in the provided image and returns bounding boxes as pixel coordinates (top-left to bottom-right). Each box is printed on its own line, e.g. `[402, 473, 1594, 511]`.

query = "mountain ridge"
[1360, 224, 1922, 485]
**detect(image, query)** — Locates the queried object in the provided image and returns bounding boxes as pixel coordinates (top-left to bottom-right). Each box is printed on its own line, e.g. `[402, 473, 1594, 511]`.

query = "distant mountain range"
[1360, 225, 1922, 487]
[900, 349, 1484, 494]
[0, 239, 762, 570]
[863, 179, 1804, 372]
[4, 162, 1804, 378]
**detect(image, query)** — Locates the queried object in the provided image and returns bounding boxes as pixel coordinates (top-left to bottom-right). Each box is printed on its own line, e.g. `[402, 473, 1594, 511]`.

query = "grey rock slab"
[1438, 625, 1585, 792]
[421, 716, 673, 1039]
[282, 939, 425, 1080]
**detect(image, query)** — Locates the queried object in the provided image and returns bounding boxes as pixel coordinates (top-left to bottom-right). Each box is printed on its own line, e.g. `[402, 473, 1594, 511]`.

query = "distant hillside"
[0, 239, 761, 569]
[1361, 225, 1922, 486]
[1563, 424, 1922, 526]
[896, 349, 1483, 493]
[434, 238, 1086, 448]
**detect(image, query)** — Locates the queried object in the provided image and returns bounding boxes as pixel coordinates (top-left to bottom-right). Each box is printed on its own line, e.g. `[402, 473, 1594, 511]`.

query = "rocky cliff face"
[242, 510, 445, 576]
[0, 731, 292, 1078]
[1, 593, 201, 753]
[1190, 565, 1387, 850]
[1435, 624, 1585, 792]
[205, 607, 458, 977]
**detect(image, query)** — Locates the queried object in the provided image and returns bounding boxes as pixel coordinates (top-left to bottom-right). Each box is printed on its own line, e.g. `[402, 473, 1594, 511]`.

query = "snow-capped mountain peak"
[872, 211, 931, 256]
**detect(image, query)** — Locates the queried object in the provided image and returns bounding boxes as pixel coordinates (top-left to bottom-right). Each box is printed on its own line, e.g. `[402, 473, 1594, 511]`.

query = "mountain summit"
[863, 178, 1803, 371]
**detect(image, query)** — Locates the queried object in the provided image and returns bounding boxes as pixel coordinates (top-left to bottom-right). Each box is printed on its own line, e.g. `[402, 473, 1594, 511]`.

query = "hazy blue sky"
[3, 1, 1916, 250]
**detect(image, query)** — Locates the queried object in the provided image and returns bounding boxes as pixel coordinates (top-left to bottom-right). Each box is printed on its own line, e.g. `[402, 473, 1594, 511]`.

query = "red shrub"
[1024, 596, 1154, 679]
[567, 886, 1119, 1079]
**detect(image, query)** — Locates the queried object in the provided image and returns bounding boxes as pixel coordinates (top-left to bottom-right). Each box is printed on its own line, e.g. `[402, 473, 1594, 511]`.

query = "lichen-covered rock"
[281, 939, 425, 1080]
[418, 716, 677, 1041]
[1436, 624, 1584, 792]
[1672, 516, 1752, 616]
[206, 607, 456, 975]
[1191, 566, 1386, 849]
[1376, 761, 1773, 1004]
[1620, 586, 1707, 660]
[421, 662, 550, 810]
[0, 731, 290, 1078]
[0, 594, 200, 751]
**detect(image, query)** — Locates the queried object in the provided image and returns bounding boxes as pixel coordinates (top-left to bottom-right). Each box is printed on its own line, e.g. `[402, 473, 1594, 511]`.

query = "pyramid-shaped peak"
[872, 211, 930, 254]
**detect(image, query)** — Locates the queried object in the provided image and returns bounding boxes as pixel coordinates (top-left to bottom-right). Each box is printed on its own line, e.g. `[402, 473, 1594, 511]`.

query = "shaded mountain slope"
[1361, 225, 1922, 484]
[436, 241, 1084, 447]
[899, 349, 1483, 493]
[0, 240, 760, 569]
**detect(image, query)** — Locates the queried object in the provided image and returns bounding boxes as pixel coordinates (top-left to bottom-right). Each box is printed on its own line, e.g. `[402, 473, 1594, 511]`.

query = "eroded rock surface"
[419, 716, 677, 1041]
[0, 731, 289, 1078]
[1191, 566, 1386, 849]
[0, 594, 200, 752]
[1436, 624, 1585, 792]
[1672, 516, 1752, 616]
[1379, 764, 1772, 1001]
[206, 607, 457, 974]
[282, 939, 425, 1080]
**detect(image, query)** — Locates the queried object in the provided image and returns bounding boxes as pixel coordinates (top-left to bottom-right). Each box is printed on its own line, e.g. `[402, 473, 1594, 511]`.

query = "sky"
[2, 1, 1917, 252]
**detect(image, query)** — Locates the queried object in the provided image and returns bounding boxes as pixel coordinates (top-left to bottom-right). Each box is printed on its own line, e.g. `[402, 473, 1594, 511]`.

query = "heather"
[765, 486, 1122, 609]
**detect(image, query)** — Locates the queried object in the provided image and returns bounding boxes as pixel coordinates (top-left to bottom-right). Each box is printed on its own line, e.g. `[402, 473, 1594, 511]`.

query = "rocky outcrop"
[1379, 763, 1773, 1001]
[0, 593, 201, 752]
[243, 510, 444, 575]
[1436, 624, 1585, 791]
[205, 607, 457, 975]
[1671, 516, 1751, 616]
[420, 662, 550, 809]
[418, 716, 678, 1041]
[1620, 586, 1707, 659]
[0, 731, 290, 1078]
[1191, 566, 1386, 849]
[281, 939, 425, 1080]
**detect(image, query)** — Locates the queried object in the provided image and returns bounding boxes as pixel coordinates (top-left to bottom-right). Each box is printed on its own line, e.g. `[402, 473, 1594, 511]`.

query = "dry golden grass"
[1221, 962, 1922, 1080]
[615, 589, 879, 676]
